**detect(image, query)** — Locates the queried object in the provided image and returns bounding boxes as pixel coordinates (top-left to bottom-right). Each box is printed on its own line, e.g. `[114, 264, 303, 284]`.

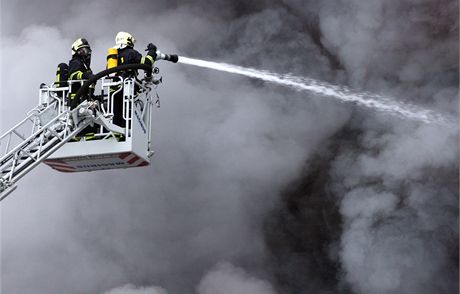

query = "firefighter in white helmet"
[110, 32, 178, 134]
[111, 32, 156, 130]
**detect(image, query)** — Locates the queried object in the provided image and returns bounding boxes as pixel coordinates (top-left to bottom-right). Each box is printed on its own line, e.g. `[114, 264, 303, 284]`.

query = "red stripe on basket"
[51, 166, 76, 172]
[47, 163, 76, 169]
[46, 161, 76, 170]
[55, 168, 76, 173]
[119, 152, 132, 160]
[138, 161, 149, 167]
[128, 156, 140, 165]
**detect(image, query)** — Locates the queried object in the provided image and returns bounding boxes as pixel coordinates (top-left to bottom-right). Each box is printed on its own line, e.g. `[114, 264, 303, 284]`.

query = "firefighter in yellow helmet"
[68, 38, 95, 109]
[68, 38, 97, 140]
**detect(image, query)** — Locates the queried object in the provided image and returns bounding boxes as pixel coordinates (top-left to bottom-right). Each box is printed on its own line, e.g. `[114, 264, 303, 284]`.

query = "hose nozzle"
[156, 50, 179, 63]
[167, 54, 179, 63]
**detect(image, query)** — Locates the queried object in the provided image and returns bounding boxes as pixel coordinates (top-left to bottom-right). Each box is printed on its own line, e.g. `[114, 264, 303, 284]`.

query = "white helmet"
[115, 31, 136, 49]
[71, 38, 91, 55]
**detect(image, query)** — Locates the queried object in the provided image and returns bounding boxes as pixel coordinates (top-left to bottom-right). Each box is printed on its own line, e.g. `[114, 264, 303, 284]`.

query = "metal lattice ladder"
[0, 101, 97, 201]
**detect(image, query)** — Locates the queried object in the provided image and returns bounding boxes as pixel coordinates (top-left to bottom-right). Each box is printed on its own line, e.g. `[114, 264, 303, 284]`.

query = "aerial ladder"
[0, 64, 162, 201]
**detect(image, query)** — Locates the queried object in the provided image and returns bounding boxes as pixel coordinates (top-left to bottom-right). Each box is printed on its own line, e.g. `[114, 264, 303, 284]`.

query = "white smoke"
[330, 120, 458, 294]
[102, 263, 276, 294]
[102, 284, 167, 294]
[197, 262, 277, 294]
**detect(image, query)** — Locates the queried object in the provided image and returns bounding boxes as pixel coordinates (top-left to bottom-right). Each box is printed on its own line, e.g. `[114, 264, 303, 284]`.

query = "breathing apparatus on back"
[106, 47, 118, 69]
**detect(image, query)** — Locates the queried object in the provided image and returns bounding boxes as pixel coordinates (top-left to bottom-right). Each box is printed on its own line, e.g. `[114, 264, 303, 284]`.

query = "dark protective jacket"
[117, 46, 155, 77]
[69, 55, 93, 81]
[68, 55, 94, 109]
[68, 55, 97, 138]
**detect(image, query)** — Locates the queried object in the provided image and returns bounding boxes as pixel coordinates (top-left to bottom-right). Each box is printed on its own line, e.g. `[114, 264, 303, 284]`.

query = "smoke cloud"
[197, 262, 276, 294]
[1, 0, 458, 294]
[103, 284, 167, 294]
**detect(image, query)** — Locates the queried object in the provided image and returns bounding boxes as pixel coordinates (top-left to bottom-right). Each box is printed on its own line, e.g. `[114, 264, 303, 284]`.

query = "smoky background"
[0, 0, 458, 293]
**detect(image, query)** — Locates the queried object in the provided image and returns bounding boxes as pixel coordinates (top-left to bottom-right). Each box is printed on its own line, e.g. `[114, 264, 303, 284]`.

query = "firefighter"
[68, 38, 95, 109]
[111, 32, 157, 131]
[68, 38, 97, 140]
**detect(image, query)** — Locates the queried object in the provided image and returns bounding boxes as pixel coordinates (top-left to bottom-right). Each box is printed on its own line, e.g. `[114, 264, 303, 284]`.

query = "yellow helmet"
[71, 38, 91, 55]
[115, 31, 136, 49]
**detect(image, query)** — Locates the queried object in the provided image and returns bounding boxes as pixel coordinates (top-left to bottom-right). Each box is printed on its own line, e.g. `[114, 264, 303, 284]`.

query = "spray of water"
[179, 57, 457, 127]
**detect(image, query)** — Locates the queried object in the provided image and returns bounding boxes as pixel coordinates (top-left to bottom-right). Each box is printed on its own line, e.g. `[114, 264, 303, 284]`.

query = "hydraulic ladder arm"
[0, 63, 158, 201]
[0, 101, 99, 201]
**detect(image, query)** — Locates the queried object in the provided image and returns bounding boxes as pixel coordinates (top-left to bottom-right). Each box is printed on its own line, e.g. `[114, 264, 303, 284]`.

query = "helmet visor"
[78, 46, 92, 57]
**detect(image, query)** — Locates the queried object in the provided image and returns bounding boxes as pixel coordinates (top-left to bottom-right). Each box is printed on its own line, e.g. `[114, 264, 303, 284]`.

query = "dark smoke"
[1, 1, 458, 294]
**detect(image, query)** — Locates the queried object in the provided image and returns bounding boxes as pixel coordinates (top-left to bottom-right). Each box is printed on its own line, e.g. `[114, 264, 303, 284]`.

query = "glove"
[146, 43, 157, 60]
[147, 43, 157, 52]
